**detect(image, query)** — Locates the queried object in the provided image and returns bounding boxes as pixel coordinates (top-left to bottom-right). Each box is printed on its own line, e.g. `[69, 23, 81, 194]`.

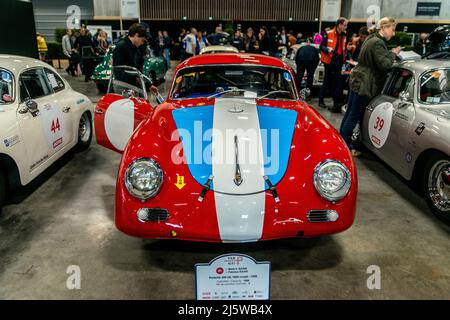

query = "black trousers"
[296, 60, 317, 90]
[66, 55, 78, 75]
[319, 59, 344, 107]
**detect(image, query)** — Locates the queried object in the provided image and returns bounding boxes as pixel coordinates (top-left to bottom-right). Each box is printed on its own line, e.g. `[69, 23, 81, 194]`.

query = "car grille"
[307, 210, 337, 223]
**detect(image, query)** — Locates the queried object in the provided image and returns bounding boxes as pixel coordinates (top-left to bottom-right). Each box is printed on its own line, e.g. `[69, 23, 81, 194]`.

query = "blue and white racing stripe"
[172, 98, 297, 242]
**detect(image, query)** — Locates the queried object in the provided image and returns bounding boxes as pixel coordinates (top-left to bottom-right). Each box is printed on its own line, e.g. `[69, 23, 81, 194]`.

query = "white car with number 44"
[0, 55, 94, 208]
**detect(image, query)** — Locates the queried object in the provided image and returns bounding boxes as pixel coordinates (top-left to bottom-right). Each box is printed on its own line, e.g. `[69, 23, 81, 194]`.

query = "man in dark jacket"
[339, 17, 401, 157]
[295, 38, 320, 93]
[74, 27, 95, 82]
[113, 24, 147, 69]
[113, 23, 158, 94]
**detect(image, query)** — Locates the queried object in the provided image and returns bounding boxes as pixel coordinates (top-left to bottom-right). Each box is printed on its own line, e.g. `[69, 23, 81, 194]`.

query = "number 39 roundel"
[368, 102, 394, 149]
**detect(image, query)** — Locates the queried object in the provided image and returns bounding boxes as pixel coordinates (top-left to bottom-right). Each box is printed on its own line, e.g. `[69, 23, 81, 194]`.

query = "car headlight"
[313, 160, 351, 202]
[124, 158, 163, 201]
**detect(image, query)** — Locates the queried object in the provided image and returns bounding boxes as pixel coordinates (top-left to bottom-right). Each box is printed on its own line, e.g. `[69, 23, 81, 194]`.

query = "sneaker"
[351, 149, 362, 157]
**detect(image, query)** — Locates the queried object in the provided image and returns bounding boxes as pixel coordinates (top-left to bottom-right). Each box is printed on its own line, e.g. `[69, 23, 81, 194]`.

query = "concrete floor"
[0, 63, 449, 300]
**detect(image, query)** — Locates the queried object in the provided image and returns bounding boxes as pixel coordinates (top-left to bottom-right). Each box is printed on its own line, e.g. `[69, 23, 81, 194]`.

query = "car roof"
[202, 45, 238, 52]
[397, 58, 450, 74]
[290, 43, 320, 50]
[0, 55, 49, 74]
[177, 53, 291, 70]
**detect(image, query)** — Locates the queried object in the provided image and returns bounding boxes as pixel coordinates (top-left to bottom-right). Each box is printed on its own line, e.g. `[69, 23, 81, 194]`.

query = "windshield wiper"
[207, 89, 248, 100]
[259, 90, 291, 99]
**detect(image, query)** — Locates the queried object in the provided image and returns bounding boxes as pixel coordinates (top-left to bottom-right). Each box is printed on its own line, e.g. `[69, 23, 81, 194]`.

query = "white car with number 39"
[0, 55, 94, 208]
[361, 59, 450, 226]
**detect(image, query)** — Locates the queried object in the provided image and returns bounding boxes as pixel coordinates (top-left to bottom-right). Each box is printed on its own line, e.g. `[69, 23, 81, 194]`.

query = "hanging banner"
[321, 0, 342, 22]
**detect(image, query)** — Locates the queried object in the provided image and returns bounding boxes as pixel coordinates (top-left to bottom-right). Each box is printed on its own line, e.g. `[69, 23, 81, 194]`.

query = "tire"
[0, 170, 5, 209]
[74, 112, 93, 152]
[422, 153, 450, 226]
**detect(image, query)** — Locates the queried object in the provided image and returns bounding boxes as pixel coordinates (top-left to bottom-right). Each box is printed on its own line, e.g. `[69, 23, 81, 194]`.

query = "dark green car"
[92, 45, 168, 93]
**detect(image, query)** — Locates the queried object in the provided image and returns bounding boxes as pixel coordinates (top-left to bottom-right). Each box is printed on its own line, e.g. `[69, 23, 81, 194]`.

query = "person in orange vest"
[318, 17, 348, 113]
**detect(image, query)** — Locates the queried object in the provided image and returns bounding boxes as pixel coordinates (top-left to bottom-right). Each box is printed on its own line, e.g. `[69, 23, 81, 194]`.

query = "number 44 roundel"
[51, 118, 61, 133]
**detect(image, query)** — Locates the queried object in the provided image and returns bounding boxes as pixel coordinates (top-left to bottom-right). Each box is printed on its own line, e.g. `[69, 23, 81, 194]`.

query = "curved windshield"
[420, 69, 450, 104]
[0, 69, 14, 104]
[170, 65, 298, 100]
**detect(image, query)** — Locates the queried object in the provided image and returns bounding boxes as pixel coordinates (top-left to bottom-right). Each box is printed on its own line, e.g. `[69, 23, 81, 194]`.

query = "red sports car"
[94, 54, 357, 243]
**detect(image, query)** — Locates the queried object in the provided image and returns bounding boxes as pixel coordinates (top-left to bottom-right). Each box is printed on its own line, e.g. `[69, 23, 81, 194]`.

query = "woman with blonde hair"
[339, 17, 401, 157]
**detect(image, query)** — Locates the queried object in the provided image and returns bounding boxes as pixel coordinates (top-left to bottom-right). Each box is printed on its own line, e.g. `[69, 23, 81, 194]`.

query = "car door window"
[44, 68, 65, 93]
[384, 68, 414, 98]
[19, 68, 52, 101]
[419, 69, 450, 104]
[0, 69, 14, 104]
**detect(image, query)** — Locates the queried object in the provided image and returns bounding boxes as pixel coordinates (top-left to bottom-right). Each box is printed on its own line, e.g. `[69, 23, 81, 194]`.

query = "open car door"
[94, 66, 155, 153]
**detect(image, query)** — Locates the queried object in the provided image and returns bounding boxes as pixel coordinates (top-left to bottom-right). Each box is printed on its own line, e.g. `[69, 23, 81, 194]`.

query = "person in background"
[71, 30, 82, 76]
[347, 27, 369, 62]
[113, 23, 147, 69]
[414, 32, 429, 56]
[258, 26, 270, 55]
[97, 31, 109, 55]
[244, 28, 258, 53]
[340, 17, 401, 157]
[112, 23, 158, 95]
[231, 30, 244, 51]
[208, 26, 227, 45]
[62, 28, 77, 76]
[268, 26, 281, 57]
[319, 17, 348, 112]
[280, 27, 288, 47]
[36, 32, 48, 61]
[178, 28, 187, 61]
[183, 27, 197, 59]
[92, 28, 102, 48]
[196, 29, 209, 55]
[73, 28, 95, 82]
[296, 33, 304, 44]
[313, 32, 323, 45]
[295, 37, 320, 96]
[287, 30, 297, 48]
[156, 31, 164, 57]
[162, 31, 172, 68]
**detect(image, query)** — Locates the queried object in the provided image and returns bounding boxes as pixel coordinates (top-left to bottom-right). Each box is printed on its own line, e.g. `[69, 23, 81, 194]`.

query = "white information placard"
[195, 254, 271, 300]
[321, 0, 342, 22]
[121, 0, 139, 18]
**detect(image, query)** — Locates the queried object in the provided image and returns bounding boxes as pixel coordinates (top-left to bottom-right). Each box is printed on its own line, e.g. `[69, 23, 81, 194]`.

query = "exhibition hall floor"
[0, 64, 448, 299]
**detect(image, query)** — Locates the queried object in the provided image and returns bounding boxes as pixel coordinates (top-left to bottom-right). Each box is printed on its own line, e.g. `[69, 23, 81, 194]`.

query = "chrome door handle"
[62, 106, 71, 113]
[94, 108, 104, 114]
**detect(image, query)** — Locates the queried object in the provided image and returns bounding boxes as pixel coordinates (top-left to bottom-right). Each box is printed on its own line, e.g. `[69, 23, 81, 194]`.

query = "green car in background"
[92, 45, 168, 93]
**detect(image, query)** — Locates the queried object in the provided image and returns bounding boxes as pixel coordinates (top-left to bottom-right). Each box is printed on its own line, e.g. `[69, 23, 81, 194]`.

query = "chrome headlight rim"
[124, 157, 163, 201]
[313, 159, 351, 202]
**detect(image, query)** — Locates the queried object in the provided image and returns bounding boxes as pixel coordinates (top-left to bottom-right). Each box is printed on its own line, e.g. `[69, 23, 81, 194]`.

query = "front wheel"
[423, 153, 450, 226]
[74, 112, 93, 152]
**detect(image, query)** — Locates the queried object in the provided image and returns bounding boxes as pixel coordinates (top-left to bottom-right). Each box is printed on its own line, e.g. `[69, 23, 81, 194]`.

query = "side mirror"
[300, 88, 311, 100]
[399, 90, 412, 102]
[122, 89, 136, 98]
[19, 98, 39, 116]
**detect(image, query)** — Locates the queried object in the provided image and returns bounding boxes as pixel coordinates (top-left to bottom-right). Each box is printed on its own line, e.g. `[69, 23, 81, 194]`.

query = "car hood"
[171, 98, 298, 194]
